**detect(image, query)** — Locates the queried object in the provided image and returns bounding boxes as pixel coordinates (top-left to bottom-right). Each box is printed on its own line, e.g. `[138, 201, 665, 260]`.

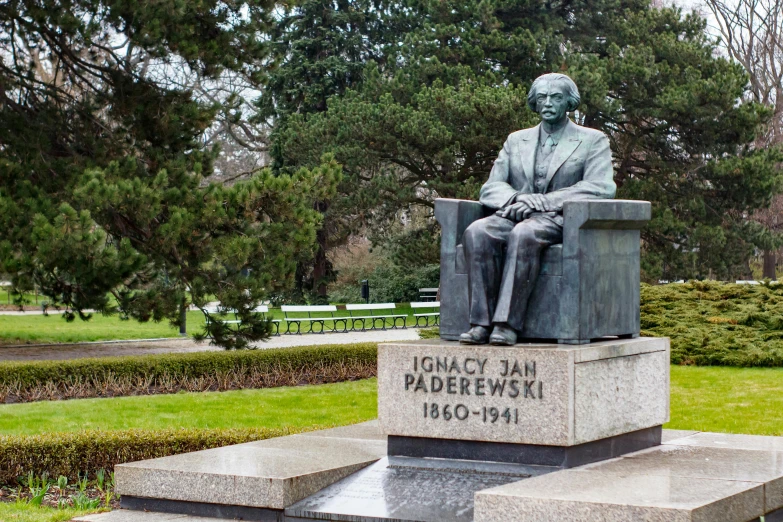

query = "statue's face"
[534, 81, 570, 124]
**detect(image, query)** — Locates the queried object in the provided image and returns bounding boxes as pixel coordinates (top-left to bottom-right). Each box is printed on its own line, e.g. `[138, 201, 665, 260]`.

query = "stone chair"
[434, 198, 651, 344]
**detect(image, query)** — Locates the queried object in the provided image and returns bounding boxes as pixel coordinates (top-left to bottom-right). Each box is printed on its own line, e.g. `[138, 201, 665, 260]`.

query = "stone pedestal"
[378, 337, 669, 458]
[123, 336, 783, 522]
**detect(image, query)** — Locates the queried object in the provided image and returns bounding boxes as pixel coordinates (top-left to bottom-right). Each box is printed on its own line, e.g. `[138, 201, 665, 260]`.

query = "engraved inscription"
[423, 403, 519, 424]
[404, 356, 545, 423]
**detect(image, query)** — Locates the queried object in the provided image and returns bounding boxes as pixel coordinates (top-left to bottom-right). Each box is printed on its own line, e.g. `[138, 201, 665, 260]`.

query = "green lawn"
[668, 365, 783, 435]
[1, 368, 782, 521]
[0, 379, 378, 436]
[0, 311, 206, 344]
[0, 503, 99, 522]
[0, 304, 435, 344]
[2, 368, 783, 436]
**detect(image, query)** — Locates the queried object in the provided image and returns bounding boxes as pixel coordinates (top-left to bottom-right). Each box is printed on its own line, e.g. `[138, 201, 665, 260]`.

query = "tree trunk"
[311, 201, 329, 297]
[763, 250, 777, 280]
[179, 297, 188, 336]
[312, 231, 328, 297]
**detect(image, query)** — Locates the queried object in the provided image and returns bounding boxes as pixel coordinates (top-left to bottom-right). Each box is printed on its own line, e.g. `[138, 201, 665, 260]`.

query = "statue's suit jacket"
[479, 119, 616, 223]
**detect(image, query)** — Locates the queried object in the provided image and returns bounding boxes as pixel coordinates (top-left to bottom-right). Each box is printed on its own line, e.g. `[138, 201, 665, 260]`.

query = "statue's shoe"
[489, 324, 517, 346]
[459, 325, 490, 345]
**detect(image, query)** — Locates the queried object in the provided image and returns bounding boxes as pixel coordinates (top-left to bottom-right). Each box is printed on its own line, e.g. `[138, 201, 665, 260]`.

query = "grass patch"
[0, 304, 434, 344]
[667, 365, 783, 435]
[0, 379, 378, 436]
[0, 503, 99, 522]
[641, 281, 783, 366]
[0, 311, 207, 344]
[3, 367, 783, 437]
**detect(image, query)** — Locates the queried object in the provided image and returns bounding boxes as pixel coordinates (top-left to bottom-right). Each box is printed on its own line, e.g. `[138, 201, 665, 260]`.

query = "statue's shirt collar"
[539, 124, 566, 148]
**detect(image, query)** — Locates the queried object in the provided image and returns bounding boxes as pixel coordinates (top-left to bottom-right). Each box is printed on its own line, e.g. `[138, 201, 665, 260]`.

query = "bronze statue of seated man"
[460, 73, 616, 346]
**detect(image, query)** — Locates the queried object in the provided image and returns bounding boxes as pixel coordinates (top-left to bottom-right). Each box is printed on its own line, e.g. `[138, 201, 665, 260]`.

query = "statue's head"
[526, 73, 580, 125]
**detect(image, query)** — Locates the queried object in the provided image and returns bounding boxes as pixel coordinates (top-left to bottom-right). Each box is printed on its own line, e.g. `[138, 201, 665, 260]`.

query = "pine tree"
[0, 0, 340, 347]
[275, 0, 782, 280]
[256, 0, 400, 298]
[568, 7, 783, 279]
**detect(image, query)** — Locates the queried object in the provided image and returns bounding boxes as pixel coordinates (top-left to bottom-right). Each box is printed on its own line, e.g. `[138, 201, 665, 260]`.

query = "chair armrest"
[559, 199, 650, 341]
[563, 199, 651, 232]
[434, 198, 485, 252]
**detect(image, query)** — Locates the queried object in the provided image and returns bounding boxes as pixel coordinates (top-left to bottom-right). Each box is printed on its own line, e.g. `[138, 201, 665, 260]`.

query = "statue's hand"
[497, 202, 532, 222]
[515, 193, 549, 212]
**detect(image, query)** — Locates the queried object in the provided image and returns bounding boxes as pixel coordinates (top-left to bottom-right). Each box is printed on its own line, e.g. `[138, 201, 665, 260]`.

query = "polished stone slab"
[285, 457, 556, 522]
[474, 470, 763, 522]
[378, 337, 669, 446]
[582, 444, 783, 511]
[474, 430, 783, 521]
[113, 422, 783, 522]
[116, 422, 386, 510]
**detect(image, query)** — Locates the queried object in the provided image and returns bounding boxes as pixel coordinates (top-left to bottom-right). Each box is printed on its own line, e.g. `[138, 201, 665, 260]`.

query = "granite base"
[388, 425, 661, 467]
[113, 423, 783, 522]
[378, 337, 669, 446]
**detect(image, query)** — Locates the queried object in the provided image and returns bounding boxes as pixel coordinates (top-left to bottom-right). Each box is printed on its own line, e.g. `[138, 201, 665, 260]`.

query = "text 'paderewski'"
[403, 356, 543, 399]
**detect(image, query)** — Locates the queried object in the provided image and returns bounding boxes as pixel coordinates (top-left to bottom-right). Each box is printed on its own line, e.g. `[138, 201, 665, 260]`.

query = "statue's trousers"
[462, 213, 563, 331]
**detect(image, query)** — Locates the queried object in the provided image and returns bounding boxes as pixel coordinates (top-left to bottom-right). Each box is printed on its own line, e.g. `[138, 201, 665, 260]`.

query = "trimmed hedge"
[0, 426, 325, 484]
[0, 343, 377, 403]
[416, 281, 783, 367]
[641, 281, 783, 366]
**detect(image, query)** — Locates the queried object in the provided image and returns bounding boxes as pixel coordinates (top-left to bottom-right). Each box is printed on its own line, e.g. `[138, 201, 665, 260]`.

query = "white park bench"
[410, 301, 440, 327]
[345, 303, 408, 331]
[418, 287, 439, 302]
[202, 304, 282, 335]
[280, 305, 347, 334]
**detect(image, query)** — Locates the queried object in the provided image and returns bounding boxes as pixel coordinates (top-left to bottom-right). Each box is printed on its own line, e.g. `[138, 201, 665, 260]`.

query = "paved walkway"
[0, 329, 420, 361]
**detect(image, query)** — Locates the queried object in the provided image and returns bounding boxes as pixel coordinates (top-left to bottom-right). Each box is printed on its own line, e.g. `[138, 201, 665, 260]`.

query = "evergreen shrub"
[0, 344, 377, 403]
[643, 281, 783, 366]
[0, 426, 322, 484]
[413, 281, 783, 367]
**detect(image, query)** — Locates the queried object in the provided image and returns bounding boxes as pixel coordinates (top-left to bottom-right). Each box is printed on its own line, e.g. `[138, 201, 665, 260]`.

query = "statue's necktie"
[545, 135, 556, 153]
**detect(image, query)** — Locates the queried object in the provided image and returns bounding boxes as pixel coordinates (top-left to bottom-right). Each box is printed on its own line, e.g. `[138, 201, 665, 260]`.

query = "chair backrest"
[345, 303, 395, 316]
[418, 288, 438, 301]
[281, 305, 337, 312]
[252, 305, 269, 313]
[281, 305, 337, 318]
[410, 301, 440, 309]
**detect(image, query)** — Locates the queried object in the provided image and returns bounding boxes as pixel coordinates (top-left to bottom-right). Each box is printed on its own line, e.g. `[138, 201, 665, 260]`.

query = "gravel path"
[0, 329, 420, 362]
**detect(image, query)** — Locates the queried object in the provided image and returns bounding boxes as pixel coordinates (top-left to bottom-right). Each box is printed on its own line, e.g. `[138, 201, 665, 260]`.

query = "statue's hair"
[526, 73, 581, 112]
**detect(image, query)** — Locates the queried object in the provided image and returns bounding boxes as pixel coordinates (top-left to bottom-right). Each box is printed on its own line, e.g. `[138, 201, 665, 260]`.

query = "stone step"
[115, 421, 386, 519]
[474, 430, 783, 522]
[110, 421, 783, 521]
